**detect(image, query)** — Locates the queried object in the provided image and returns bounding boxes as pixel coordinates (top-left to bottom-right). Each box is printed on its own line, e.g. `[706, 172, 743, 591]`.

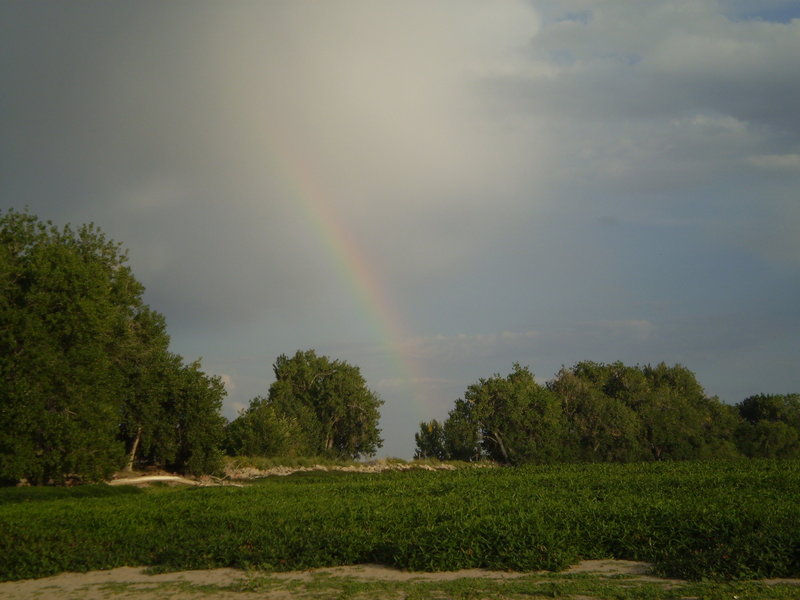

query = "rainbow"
[270, 141, 426, 412]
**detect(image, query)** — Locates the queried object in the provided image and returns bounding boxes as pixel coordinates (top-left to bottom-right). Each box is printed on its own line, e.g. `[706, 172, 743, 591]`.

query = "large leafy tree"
[415, 400, 483, 462]
[442, 399, 482, 461]
[413, 419, 446, 460]
[737, 393, 800, 428]
[117, 311, 227, 476]
[0, 210, 225, 483]
[735, 394, 800, 458]
[117, 306, 173, 471]
[463, 364, 566, 464]
[639, 363, 740, 460]
[548, 367, 645, 462]
[0, 210, 144, 483]
[267, 350, 383, 459]
[419, 364, 566, 464]
[166, 360, 227, 475]
[553, 361, 742, 461]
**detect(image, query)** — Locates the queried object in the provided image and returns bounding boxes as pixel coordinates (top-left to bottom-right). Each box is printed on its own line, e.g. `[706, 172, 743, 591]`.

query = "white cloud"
[229, 401, 247, 417]
[746, 153, 800, 172]
[399, 330, 543, 361]
[593, 320, 657, 343]
[375, 376, 456, 390]
[218, 373, 236, 394]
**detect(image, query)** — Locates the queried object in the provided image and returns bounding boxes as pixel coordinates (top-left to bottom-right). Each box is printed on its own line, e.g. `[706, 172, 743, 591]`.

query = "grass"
[1, 460, 799, 584]
[0, 483, 142, 505]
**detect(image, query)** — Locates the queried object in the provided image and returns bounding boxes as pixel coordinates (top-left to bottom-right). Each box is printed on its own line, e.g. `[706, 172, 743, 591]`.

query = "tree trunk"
[490, 430, 510, 463]
[125, 427, 142, 472]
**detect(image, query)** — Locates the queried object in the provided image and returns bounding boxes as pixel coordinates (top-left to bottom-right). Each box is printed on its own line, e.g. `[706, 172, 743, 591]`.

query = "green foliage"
[0, 484, 142, 505]
[442, 399, 481, 461]
[0, 210, 139, 483]
[737, 420, 800, 458]
[413, 420, 446, 460]
[549, 368, 646, 463]
[166, 361, 226, 475]
[117, 307, 174, 468]
[1, 460, 798, 582]
[464, 364, 566, 464]
[225, 397, 305, 457]
[738, 393, 800, 426]
[266, 350, 383, 459]
[0, 209, 226, 483]
[119, 343, 226, 475]
[420, 360, 760, 465]
[735, 394, 800, 459]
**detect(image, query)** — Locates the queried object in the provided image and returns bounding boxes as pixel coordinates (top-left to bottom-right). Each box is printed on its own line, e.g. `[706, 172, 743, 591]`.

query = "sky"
[2, 1, 799, 458]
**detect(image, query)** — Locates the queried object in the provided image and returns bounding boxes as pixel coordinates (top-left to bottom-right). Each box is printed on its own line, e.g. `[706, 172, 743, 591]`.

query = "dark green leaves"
[2, 461, 798, 582]
[266, 350, 384, 459]
[0, 209, 226, 483]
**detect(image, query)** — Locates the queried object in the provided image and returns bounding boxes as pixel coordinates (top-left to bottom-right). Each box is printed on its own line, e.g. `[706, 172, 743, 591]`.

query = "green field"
[1, 460, 798, 583]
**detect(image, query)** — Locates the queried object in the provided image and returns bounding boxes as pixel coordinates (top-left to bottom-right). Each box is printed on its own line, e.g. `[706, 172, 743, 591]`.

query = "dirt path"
[2, 560, 797, 600]
[0, 560, 681, 600]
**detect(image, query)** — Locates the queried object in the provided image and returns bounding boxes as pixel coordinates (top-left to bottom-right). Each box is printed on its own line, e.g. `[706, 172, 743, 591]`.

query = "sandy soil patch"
[0, 560, 672, 600]
[105, 461, 472, 488]
[3, 560, 797, 600]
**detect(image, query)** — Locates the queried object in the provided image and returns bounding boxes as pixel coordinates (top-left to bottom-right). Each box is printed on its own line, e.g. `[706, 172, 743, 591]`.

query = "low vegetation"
[1, 460, 798, 583]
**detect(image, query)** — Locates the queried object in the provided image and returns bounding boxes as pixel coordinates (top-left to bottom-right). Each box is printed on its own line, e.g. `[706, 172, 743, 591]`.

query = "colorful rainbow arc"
[270, 142, 425, 411]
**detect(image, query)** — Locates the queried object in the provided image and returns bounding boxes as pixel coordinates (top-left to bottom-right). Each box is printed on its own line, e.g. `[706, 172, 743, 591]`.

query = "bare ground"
[0, 560, 688, 600]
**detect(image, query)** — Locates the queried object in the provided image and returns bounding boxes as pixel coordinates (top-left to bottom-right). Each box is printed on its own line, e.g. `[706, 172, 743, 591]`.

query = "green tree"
[461, 364, 565, 465]
[0, 209, 226, 483]
[117, 307, 173, 471]
[737, 394, 800, 428]
[736, 394, 800, 458]
[442, 398, 482, 461]
[267, 350, 383, 459]
[548, 368, 646, 462]
[414, 420, 446, 460]
[736, 420, 800, 458]
[167, 360, 226, 475]
[639, 363, 740, 460]
[570, 361, 650, 409]
[225, 396, 303, 457]
[0, 210, 140, 483]
[551, 361, 741, 462]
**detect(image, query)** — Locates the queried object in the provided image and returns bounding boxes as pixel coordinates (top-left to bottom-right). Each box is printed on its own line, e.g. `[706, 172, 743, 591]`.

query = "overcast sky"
[3, 1, 799, 458]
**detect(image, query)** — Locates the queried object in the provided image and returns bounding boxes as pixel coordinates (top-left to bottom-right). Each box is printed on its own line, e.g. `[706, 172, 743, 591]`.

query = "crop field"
[1, 460, 799, 584]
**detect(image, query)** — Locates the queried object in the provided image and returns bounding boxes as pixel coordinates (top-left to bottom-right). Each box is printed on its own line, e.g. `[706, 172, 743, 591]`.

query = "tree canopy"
[416, 361, 793, 464]
[227, 350, 384, 459]
[0, 209, 225, 483]
[735, 394, 800, 458]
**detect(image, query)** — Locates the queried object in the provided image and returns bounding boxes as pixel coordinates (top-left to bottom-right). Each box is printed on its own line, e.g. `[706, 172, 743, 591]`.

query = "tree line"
[415, 362, 800, 463]
[0, 210, 228, 484]
[0, 210, 383, 484]
[2, 210, 798, 484]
